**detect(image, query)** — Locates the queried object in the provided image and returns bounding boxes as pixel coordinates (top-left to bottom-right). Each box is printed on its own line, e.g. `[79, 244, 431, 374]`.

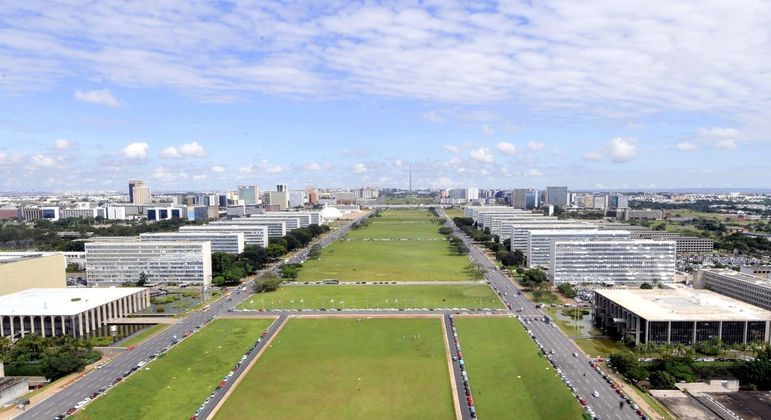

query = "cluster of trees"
[252, 273, 282, 293]
[518, 268, 548, 289]
[716, 232, 771, 255]
[280, 263, 303, 279]
[437, 226, 469, 255]
[557, 283, 577, 298]
[453, 218, 526, 267]
[0, 335, 101, 380]
[0, 217, 201, 252]
[211, 224, 329, 286]
[610, 345, 771, 391]
[453, 217, 493, 242]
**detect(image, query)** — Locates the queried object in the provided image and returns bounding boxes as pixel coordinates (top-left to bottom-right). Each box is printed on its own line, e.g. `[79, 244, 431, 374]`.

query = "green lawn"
[346, 220, 443, 239]
[454, 317, 584, 420]
[76, 318, 274, 420]
[238, 285, 504, 310]
[443, 208, 464, 219]
[119, 323, 170, 347]
[574, 338, 626, 358]
[214, 318, 455, 420]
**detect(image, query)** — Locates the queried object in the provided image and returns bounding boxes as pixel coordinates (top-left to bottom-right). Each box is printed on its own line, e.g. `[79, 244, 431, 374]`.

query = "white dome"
[320, 206, 343, 220]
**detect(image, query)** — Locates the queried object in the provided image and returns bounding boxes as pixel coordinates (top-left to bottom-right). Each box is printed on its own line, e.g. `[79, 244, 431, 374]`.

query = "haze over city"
[2, 1, 771, 191]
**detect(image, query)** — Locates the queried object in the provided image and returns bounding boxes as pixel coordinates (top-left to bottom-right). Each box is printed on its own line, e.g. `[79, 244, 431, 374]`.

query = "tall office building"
[526, 229, 631, 268]
[268, 191, 289, 210]
[550, 239, 676, 285]
[512, 189, 539, 210]
[128, 180, 151, 205]
[545, 186, 568, 207]
[238, 185, 260, 205]
[276, 184, 288, 192]
[608, 194, 629, 209]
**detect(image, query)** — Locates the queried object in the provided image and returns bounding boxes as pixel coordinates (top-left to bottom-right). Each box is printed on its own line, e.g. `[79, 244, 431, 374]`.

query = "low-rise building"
[0, 252, 65, 296]
[179, 225, 269, 247]
[85, 241, 212, 287]
[594, 288, 771, 345]
[0, 288, 149, 339]
[550, 240, 676, 285]
[0, 377, 28, 406]
[740, 265, 771, 280]
[695, 269, 771, 311]
[211, 219, 287, 238]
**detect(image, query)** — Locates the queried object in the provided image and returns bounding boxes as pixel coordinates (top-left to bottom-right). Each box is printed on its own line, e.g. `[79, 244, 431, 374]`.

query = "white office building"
[244, 215, 301, 230]
[696, 269, 771, 311]
[140, 232, 245, 255]
[550, 239, 676, 285]
[508, 222, 596, 252]
[478, 209, 532, 229]
[179, 225, 269, 247]
[490, 215, 559, 239]
[255, 212, 314, 228]
[85, 241, 212, 287]
[526, 229, 631, 268]
[211, 219, 287, 238]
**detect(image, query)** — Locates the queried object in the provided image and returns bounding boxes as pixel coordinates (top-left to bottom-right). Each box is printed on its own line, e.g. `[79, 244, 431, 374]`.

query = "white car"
[592, 391, 600, 398]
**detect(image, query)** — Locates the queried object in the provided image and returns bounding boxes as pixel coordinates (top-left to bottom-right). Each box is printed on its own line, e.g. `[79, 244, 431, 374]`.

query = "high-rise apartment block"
[128, 180, 151, 205]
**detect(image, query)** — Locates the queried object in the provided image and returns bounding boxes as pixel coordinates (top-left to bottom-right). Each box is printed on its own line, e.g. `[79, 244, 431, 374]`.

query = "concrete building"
[212, 219, 286, 238]
[289, 191, 306, 208]
[179, 225, 268, 247]
[140, 232, 245, 255]
[146, 207, 183, 221]
[0, 252, 65, 296]
[489, 214, 557, 238]
[512, 189, 539, 210]
[0, 288, 150, 339]
[257, 212, 317, 227]
[63, 252, 87, 271]
[85, 241, 212, 287]
[60, 208, 99, 219]
[674, 236, 714, 254]
[237, 185, 261, 205]
[478, 209, 532, 230]
[550, 239, 676, 285]
[16, 206, 60, 222]
[695, 269, 771, 311]
[128, 180, 151, 205]
[740, 265, 771, 280]
[607, 194, 629, 209]
[268, 191, 289, 210]
[506, 221, 588, 248]
[244, 215, 301, 230]
[609, 208, 664, 220]
[594, 289, 771, 345]
[526, 229, 631, 268]
[545, 186, 568, 207]
[0, 377, 28, 406]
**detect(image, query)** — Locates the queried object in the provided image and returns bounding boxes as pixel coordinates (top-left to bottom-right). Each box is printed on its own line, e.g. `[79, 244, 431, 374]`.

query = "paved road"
[444, 314, 473, 420]
[14, 214, 367, 420]
[437, 209, 638, 420]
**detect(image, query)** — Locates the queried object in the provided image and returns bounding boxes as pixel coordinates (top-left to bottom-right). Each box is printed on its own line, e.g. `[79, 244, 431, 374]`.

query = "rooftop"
[0, 252, 59, 265]
[528, 229, 630, 236]
[0, 288, 145, 316]
[704, 269, 771, 289]
[596, 288, 771, 321]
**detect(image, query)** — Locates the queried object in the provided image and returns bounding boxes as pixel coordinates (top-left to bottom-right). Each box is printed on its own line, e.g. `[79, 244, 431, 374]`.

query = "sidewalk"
[601, 365, 673, 420]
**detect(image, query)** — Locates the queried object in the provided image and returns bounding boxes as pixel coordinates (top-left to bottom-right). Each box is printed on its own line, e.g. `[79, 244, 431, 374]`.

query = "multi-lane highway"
[437, 208, 639, 420]
[15, 214, 367, 420]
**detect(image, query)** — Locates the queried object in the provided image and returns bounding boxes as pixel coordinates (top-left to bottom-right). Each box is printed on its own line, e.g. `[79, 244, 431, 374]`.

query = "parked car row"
[599, 361, 649, 419]
[447, 316, 476, 419]
[190, 330, 270, 420]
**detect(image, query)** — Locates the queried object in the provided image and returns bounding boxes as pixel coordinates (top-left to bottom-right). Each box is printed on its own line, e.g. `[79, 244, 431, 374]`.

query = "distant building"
[237, 185, 261, 205]
[594, 288, 771, 345]
[289, 191, 306, 208]
[550, 239, 676, 285]
[607, 194, 629, 209]
[545, 186, 568, 207]
[140, 232, 245, 255]
[128, 180, 151, 205]
[609, 208, 664, 220]
[0, 288, 149, 339]
[0, 252, 66, 296]
[146, 207, 183, 221]
[59, 208, 99, 219]
[332, 191, 355, 205]
[740, 266, 771, 280]
[526, 229, 631, 268]
[85, 241, 212, 286]
[179, 225, 269, 247]
[16, 206, 60, 221]
[268, 191, 289, 210]
[211, 219, 287, 238]
[696, 269, 771, 311]
[674, 236, 714, 254]
[512, 189, 539, 210]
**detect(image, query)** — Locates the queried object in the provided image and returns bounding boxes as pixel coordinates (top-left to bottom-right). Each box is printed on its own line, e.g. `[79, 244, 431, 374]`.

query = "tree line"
[0, 335, 101, 380]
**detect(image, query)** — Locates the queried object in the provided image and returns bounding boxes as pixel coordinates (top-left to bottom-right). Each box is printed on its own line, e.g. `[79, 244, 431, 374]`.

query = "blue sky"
[1, 0, 770, 192]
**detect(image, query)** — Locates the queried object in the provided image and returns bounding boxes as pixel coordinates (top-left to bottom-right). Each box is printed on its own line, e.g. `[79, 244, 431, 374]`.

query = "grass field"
[443, 208, 464, 219]
[214, 318, 455, 420]
[574, 338, 626, 358]
[76, 318, 274, 420]
[238, 285, 504, 310]
[119, 323, 170, 347]
[455, 317, 584, 420]
[297, 209, 471, 281]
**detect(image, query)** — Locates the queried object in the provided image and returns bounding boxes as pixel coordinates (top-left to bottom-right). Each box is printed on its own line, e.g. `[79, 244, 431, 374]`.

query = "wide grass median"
[238, 284, 504, 310]
[298, 209, 471, 281]
[76, 318, 274, 420]
[455, 317, 584, 420]
[214, 318, 455, 420]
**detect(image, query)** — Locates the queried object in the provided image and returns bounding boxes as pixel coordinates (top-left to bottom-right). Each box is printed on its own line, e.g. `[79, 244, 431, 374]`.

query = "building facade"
[545, 186, 568, 207]
[550, 240, 676, 285]
[129, 180, 152, 205]
[85, 241, 212, 286]
[696, 269, 771, 311]
[525, 229, 631, 267]
[140, 232, 245, 255]
[0, 252, 66, 296]
[179, 225, 269, 247]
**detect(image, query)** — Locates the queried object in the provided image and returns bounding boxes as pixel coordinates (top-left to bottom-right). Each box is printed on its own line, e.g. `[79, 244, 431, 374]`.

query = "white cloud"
[305, 162, 322, 171]
[193, 174, 207, 181]
[353, 163, 367, 174]
[527, 141, 544, 152]
[698, 127, 740, 139]
[53, 138, 73, 150]
[238, 165, 255, 174]
[525, 168, 543, 177]
[495, 142, 518, 156]
[443, 145, 460, 154]
[211, 165, 225, 173]
[259, 159, 284, 173]
[715, 139, 738, 150]
[161, 141, 206, 158]
[394, 160, 403, 167]
[481, 124, 494, 135]
[74, 89, 120, 107]
[676, 142, 699, 151]
[469, 147, 494, 163]
[608, 137, 638, 163]
[122, 142, 149, 159]
[583, 151, 605, 161]
[30, 154, 57, 168]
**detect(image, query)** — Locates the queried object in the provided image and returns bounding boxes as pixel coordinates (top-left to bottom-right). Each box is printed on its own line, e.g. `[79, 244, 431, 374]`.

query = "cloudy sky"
[1, 0, 770, 192]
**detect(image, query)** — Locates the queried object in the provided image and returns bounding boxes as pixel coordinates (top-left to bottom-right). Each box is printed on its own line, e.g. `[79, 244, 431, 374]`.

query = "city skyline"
[1, 1, 771, 191]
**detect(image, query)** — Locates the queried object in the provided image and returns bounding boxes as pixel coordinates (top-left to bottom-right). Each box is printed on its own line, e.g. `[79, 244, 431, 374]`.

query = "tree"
[136, 272, 148, 287]
[737, 345, 771, 390]
[465, 263, 487, 280]
[240, 245, 268, 270]
[253, 274, 282, 293]
[438, 226, 453, 235]
[502, 238, 511, 250]
[609, 352, 641, 377]
[65, 263, 81, 272]
[640, 282, 653, 289]
[650, 371, 675, 389]
[557, 283, 577, 298]
[307, 244, 322, 259]
[267, 243, 287, 259]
